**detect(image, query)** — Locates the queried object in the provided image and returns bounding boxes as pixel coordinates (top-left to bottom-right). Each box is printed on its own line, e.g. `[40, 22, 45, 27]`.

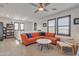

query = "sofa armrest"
[49, 37, 57, 41]
[50, 38, 58, 45]
[55, 36, 60, 41]
[20, 34, 28, 41]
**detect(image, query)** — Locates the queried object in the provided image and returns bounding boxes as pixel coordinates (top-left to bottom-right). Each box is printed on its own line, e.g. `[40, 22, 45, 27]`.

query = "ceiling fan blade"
[39, 3, 42, 6]
[30, 3, 37, 7]
[34, 10, 38, 13]
[44, 3, 50, 7]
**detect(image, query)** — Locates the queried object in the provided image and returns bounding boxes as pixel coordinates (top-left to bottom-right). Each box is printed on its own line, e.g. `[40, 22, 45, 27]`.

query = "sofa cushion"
[26, 33, 32, 38]
[39, 32, 45, 36]
[32, 32, 39, 37]
[46, 32, 55, 37]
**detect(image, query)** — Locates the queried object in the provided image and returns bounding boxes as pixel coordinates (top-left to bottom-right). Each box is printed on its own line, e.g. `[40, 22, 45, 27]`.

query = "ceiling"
[0, 3, 79, 21]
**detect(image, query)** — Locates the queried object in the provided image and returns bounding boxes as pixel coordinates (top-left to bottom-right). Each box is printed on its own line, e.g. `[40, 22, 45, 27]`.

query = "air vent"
[52, 8, 57, 10]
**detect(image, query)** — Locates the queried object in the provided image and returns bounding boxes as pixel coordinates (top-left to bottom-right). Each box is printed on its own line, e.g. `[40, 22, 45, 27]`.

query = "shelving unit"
[6, 24, 14, 38]
[3, 27, 6, 39]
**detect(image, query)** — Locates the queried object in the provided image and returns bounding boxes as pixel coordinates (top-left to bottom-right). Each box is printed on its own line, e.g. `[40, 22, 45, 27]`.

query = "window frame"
[57, 15, 71, 36]
[47, 18, 56, 34]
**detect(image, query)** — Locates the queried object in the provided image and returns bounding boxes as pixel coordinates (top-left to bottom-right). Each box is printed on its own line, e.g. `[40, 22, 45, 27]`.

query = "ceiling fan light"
[38, 7, 44, 11]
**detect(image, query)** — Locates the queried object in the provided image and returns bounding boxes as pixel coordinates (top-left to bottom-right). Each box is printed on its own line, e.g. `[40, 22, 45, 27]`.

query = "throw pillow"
[39, 32, 45, 36]
[26, 33, 32, 38]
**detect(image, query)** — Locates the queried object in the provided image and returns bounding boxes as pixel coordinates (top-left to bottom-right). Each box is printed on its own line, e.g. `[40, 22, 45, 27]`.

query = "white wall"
[37, 6, 79, 42]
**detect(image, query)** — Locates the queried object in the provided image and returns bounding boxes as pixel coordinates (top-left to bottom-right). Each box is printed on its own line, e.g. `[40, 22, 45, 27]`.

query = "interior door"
[0, 22, 3, 41]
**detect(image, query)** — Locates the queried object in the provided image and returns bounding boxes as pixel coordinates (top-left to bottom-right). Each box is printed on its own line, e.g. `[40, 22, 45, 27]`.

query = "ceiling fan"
[30, 3, 50, 13]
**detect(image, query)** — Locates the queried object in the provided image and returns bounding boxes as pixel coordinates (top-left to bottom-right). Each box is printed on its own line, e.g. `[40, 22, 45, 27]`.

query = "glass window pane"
[49, 20, 55, 26]
[48, 19, 56, 34]
[20, 23, 24, 30]
[58, 27, 69, 34]
[49, 26, 55, 33]
[58, 17, 69, 26]
[14, 23, 19, 30]
[57, 15, 70, 36]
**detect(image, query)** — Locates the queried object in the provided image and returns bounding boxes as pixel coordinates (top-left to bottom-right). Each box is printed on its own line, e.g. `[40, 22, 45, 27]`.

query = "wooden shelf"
[6, 24, 14, 38]
[3, 27, 6, 39]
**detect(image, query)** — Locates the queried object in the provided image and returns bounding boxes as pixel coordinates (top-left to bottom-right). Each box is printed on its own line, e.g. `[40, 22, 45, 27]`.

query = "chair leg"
[71, 47, 75, 55]
[57, 44, 59, 50]
[61, 46, 64, 54]
[74, 45, 78, 54]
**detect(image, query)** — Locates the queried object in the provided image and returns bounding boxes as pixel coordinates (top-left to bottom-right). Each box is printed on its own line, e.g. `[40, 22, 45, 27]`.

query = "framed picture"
[34, 22, 37, 31]
[74, 18, 79, 24]
[43, 23, 47, 27]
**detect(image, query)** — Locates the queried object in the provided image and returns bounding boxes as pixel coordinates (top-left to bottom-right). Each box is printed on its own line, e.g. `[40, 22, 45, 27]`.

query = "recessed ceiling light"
[52, 8, 57, 10]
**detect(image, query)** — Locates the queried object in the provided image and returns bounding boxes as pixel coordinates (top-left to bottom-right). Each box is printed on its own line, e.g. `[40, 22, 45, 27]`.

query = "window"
[47, 18, 56, 34]
[14, 22, 24, 31]
[20, 23, 24, 31]
[57, 15, 71, 36]
[14, 22, 19, 30]
[47, 15, 71, 36]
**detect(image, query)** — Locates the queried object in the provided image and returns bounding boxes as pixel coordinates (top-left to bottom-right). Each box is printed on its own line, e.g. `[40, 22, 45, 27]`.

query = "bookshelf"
[6, 24, 14, 38]
[3, 27, 6, 39]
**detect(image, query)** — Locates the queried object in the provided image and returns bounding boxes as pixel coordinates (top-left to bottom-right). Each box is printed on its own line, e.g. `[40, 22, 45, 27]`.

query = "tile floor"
[0, 38, 74, 56]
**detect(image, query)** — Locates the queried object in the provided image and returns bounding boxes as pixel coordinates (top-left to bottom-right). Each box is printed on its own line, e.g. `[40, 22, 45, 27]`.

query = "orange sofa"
[20, 32, 60, 45]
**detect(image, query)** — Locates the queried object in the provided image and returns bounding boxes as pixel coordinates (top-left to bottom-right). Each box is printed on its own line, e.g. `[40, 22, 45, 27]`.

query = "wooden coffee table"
[36, 38, 52, 51]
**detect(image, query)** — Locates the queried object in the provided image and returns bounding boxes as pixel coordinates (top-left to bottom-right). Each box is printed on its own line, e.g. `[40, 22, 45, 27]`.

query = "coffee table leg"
[38, 44, 50, 51]
[38, 44, 43, 51]
[46, 44, 49, 49]
[41, 44, 43, 51]
[41, 44, 50, 51]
